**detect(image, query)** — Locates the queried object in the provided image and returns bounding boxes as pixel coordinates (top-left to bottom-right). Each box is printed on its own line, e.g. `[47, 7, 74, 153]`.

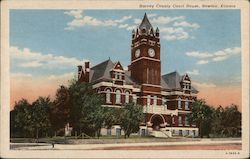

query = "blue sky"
[10, 9, 241, 90]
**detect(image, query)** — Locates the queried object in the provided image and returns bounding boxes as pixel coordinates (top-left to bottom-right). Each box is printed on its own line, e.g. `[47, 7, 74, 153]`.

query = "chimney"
[77, 65, 83, 80]
[84, 61, 90, 82]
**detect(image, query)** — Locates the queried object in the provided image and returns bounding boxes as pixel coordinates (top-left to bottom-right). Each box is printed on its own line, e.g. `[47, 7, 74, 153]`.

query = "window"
[185, 117, 189, 126]
[107, 129, 111, 136]
[116, 128, 121, 137]
[185, 98, 189, 110]
[172, 116, 175, 124]
[178, 98, 182, 109]
[146, 68, 149, 83]
[133, 95, 137, 104]
[179, 130, 183, 136]
[125, 91, 130, 103]
[178, 116, 182, 125]
[153, 96, 157, 106]
[151, 69, 155, 84]
[106, 89, 111, 103]
[147, 95, 151, 106]
[115, 90, 121, 104]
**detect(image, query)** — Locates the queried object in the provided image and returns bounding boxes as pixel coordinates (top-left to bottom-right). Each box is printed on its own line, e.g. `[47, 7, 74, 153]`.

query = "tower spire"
[139, 13, 153, 30]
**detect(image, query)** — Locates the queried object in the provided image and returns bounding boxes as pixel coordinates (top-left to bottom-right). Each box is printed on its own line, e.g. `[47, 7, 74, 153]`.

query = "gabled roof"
[161, 71, 182, 90]
[139, 13, 153, 31]
[89, 59, 135, 85]
[161, 71, 198, 93]
[90, 59, 114, 82]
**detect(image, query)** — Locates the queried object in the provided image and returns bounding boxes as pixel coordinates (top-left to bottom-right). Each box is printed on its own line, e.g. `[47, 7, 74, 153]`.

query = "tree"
[187, 99, 213, 138]
[30, 96, 52, 139]
[11, 99, 32, 137]
[51, 85, 71, 133]
[212, 104, 241, 137]
[120, 103, 144, 138]
[68, 80, 105, 137]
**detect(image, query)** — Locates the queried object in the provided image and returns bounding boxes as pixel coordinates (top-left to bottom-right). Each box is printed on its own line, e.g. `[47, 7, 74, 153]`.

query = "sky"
[10, 9, 241, 110]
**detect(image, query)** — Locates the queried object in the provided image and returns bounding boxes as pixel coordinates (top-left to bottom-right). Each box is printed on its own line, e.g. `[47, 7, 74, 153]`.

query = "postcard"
[1, 0, 249, 158]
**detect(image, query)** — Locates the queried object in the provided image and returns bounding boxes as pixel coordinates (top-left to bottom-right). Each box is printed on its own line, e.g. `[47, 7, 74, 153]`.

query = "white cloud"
[186, 51, 213, 58]
[119, 24, 129, 28]
[161, 27, 189, 40]
[197, 60, 209, 65]
[64, 10, 83, 19]
[186, 69, 199, 75]
[173, 21, 200, 29]
[64, 11, 200, 41]
[151, 16, 185, 25]
[212, 56, 229, 61]
[64, 10, 132, 30]
[186, 47, 241, 65]
[192, 81, 216, 88]
[147, 14, 157, 18]
[10, 46, 87, 68]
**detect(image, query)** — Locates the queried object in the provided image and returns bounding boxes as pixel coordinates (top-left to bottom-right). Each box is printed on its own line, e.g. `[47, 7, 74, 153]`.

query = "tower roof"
[139, 13, 153, 30]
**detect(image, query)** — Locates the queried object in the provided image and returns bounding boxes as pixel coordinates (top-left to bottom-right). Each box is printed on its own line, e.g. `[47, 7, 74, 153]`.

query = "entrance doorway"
[151, 114, 165, 131]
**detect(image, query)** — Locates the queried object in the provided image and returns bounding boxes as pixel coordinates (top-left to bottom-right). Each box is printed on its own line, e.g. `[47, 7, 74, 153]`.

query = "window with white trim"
[178, 116, 182, 125]
[153, 96, 157, 106]
[106, 89, 111, 103]
[185, 98, 189, 110]
[185, 117, 189, 126]
[172, 116, 175, 124]
[115, 89, 121, 104]
[133, 95, 137, 104]
[147, 95, 151, 106]
[125, 91, 130, 103]
[178, 98, 182, 109]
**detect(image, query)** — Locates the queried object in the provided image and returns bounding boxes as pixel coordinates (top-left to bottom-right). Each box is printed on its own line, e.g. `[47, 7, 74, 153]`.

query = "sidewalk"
[11, 138, 242, 150]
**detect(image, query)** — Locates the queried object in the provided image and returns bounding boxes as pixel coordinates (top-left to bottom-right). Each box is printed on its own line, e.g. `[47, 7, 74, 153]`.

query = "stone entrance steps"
[150, 130, 172, 138]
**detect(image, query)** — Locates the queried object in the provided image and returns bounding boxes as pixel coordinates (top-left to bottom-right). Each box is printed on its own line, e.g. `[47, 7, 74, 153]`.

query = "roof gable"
[113, 61, 124, 71]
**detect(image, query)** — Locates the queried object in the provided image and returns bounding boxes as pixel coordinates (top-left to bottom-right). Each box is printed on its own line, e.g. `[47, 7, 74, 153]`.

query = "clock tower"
[129, 13, 161, 86]
[129, 13, 161, 106]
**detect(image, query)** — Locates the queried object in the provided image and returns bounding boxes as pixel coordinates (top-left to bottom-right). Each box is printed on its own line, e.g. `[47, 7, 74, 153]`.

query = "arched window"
[178, 98, 182, 109]
[125, 91, 130, 103]
[106, 89, 111, 103]
[133, 95, 137, 104]
[115, 89, 121, 104]
[185, 98, 189, 110]
[153, 96, 157, 106]
[147, 95, 151, 106]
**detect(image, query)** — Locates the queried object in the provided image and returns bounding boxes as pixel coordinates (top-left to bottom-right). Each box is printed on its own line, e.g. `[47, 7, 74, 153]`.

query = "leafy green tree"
[68, 80, 105, 137]
[212, 104, 241, 137]
[30, 96, 52, 139]
[120, 103, 144, 138]
[51, 85, 71, 133]
[187, 99, 213, 138]
[103, 107, 122, 129]
[11, 99, 32, 137]
[211, 106, 224, 137]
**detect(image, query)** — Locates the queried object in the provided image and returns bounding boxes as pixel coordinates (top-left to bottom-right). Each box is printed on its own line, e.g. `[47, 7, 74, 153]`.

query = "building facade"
[77, 13, 199, 137]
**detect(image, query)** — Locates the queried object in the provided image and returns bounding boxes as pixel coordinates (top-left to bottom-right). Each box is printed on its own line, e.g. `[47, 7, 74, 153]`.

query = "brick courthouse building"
[77, 13, 199, 137]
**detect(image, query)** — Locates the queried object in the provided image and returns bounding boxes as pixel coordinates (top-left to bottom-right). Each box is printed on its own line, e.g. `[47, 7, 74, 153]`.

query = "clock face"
[135, 49, 140, 58]
[148, 48, 155, 57]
